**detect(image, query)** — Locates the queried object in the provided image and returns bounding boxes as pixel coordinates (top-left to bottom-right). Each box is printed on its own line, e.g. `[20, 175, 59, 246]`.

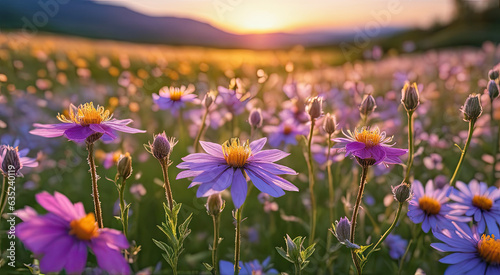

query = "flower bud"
[285, 234, 300, 260]
[204, 91, 215, 109]
[117, 153, 133, 180]
[146, 132, 178, 161]
[323, 113, 337, 135]
[401, 82, 420, 112]
[1, 146, 21, 176]
[206, 193, 224, 217]
[331, 217, 360, 249]
[392, 182, 412, 203]
[248, 108, 263, 128]
[359, 94, 377, 117]
[306, 96, 323, 120]
[489, 69, 499, 81]
[488, 80, 499, 101]
[461, 94, 483, 122]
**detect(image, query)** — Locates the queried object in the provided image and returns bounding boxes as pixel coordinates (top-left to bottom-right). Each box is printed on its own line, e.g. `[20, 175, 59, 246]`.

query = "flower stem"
[364, 202, 403, 261]
[119, 177, 129, 238]
[159, 159, 174, 211]
[87, 142, 103, 228]
[450, 120, 476, 187]
[326, 134, 334, 251]
[306, 118, 317, 245]
[403, 111, 414, 183]
[350, 165, 369, 275]
[0, 175, 7, 218]
[212, 215, 220, 275]
[490, 100, 498, 184]
[194, 107, 209, 153]
[234, 207, 242, 275]
[294, 262, 302, 275]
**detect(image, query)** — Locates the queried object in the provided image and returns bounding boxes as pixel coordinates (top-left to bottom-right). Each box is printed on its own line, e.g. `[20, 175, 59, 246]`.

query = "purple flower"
[333, 127, 407, 166]
[152, 85, 197, 116]
[263, 120, 308, 147]
[407, 180, 470, 233]
[219, 257, 278, 275]
[29, 102, 145, 143]
[384, 234, 408, 260]
[177, 137, 298, 208]
[431, 222, 500, 274]
[16, 192, 130, 274]
[217, 84, 250, 116]
[0, 144, 38, 176]
[449, 180, 500, 236]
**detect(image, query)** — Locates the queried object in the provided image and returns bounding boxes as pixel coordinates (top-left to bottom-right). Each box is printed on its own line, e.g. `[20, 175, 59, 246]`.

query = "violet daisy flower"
[29, 102, 145, 143]
[16, 192, 130, 275]
[407, 180, 470, 233]
[0, 144, 38, 176]
[333, 126, 407, 166]
[177, 137, 298, 208]
[220, 257, 279, 275]
[263, 120, 308, 147]
[449, 180, 500, 236]
[431, 221, 500, 275]
[218, 84, 250, 116]
[152, 85, 197, 116]
[384, 234, 408, 260]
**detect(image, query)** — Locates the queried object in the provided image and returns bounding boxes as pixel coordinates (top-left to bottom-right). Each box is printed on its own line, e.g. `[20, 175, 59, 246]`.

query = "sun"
[227, 10, 285, 34]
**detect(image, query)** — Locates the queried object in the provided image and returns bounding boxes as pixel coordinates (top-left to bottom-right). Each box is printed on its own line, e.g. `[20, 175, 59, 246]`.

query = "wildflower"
[306, 96, 323, 120]
[407, 180, 470, 233]
[248, 108, 263, 128]
[330, 217, 360, 249]
[385, 234, 408, 260]
[461, 94, 482, 122]
[263, 120, 308, 147]
[117, 153, 132, 180]
[177, 137, 298, 208]
[359, 94, 377, 117]
[333, 127, 407, 167]
[16, 192, 130, 275]
[153, 85, 197, 116]
[449, 180, 500, 236]
[219, 257, 279, 275]
[29, 102, 145, 143]
[322, 113, 337, 135]
[0, 145, 38, 176]
[401, 82, 420, 112]
[218, 81, 250, 116]
[431, 222, 500, 274]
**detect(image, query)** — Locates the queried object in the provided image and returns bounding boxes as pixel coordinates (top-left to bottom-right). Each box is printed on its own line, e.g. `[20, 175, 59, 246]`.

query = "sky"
[94, 0, 455, 34]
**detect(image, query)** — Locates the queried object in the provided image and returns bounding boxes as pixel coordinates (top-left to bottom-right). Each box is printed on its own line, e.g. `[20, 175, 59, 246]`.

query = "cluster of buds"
[401, 82, 420, 112]
[206, 193, 225, 217]
[330, 217, 359, 249]
[359, 94, 377, 118]
[461, 94, 483, 122]
[117, 153, 133, 180]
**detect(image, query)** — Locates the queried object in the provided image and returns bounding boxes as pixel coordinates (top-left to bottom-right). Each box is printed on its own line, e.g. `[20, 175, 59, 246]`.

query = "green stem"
[159, 159, 174, 211]
[212, 215, 220, 275]
[403, 111, 414, 183]
[397, 239, 412, 275]
[491, 100, 498, 184]
[87, 143, 103, 228]
[194, 107, 209, 153]
[0, 176, 7, 218]
[364, 202, 403, 261]
[234, 207, 242, 275]
[450, 120, 476, 186]
[326, 134, 334, 251]
[119, 177, 128, 238]
[306, 118, 317, 245]
[350, 165, 369, 275]
[294, 262, 301, 275]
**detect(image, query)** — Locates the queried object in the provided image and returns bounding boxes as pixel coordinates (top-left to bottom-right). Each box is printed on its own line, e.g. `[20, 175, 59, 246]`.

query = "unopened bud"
[285, 234, 299, 260]
[1, 146, 21, 175]
[392, 183, 412, 203]
[146, 132, 178, 161]
[323, 113, 337, 135]
[461, 94, 483, 122]
[117, 153, 133, 180]
[206, 193, 224, 217]
[331, 217, 359, 249]
[489, 69, 499, 81]
[359, 94, 377, 117]
[249, 108, 263, 128]
[204, 91, 215, 109]
[401, 82, 420, 112]
[488, 80, 499, 101]
[306, 96, 323, 120]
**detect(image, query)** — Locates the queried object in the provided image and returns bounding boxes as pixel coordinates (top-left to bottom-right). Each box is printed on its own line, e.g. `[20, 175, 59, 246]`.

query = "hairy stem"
[212, 215, 220, 275]
[350, 165, 369, 275]
[119, 177, 128, 238]
[160, 159, 174, 211]
[403, 111, 414, 183]
[306, 118, 317, 245]
[450, 120, 475, 186]
[234, 207, 242, 275]
[87, 143, 103, 228]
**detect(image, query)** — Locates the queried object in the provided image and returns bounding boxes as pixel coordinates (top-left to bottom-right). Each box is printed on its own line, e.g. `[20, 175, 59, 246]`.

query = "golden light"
[225, 10, 286, 34]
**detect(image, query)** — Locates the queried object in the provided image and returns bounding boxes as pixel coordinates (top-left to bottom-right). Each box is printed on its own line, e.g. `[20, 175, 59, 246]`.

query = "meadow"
[1, 32, 500, 274]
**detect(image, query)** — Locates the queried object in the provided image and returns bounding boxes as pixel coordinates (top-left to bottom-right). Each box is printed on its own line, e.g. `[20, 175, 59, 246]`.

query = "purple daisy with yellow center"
[16, 192, 130, 275]
[431, 221, 500, 274]
[333, 127, 407, 166]
[408, 180, 470, 233]
[177, 137, 298, 208]
[152, 85, 197, 116]
[29, 102, 145, 143]
[449, 180, 500, 236]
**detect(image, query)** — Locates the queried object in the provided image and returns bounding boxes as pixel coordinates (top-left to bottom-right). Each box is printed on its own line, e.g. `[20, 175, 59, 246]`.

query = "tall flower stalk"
[86, 141, 104, 228]
[323, 113, 337, 251]
[205, 193, 224, 275]
[450, 94, 482, 186]
[350, 162, 370, 275]
[194, 92, 215, 152]
[115, 153, 133, 238]
[233, 207, 243, 275]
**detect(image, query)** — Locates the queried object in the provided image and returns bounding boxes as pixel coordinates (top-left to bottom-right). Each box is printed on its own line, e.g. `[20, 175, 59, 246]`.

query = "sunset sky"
[94, 0, 456, 34]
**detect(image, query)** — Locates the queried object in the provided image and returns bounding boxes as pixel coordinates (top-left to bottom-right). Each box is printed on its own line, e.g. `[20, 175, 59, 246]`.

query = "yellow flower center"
[418, 196, 441, 215]
[69, 213, 99, 241]
[222, 138, 252, 168]
[354, 128, 383, 147]
[283, 125, 293, 135]
[478, 234, 500, 265]
[57, 102, 112, 126]
[472, 195, 493, 211]
[169, 88, 183, 101]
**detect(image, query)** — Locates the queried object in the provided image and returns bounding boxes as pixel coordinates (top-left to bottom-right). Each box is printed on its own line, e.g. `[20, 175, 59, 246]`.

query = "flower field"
[1, 33, 500, 274]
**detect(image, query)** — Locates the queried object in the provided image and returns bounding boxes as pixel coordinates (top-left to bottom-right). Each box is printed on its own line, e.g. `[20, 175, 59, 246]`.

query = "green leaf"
[203, 263, 213, 271]
[275, 247, 293, 263]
